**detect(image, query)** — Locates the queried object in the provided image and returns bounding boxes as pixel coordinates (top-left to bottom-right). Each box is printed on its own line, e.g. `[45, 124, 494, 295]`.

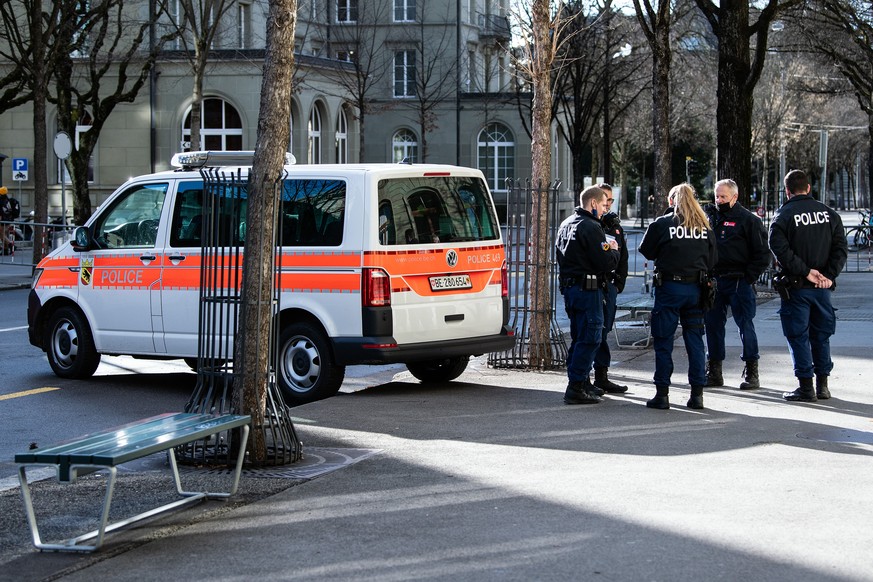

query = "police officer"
[703, 179, 771, 390]
[0, 186, 21, 256]
[556, 186, 620, 404]
[592, 183, 629, 395]
[769, 169, 848, 401]
[639, 183, 717, 409]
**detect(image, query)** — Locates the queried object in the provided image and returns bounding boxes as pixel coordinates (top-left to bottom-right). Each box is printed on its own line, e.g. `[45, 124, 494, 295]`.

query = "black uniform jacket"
[768, 194, 848, 281]
[705, 202, 770, 281]
[639, 209, 718, 278]
[601, 217, 629, 293]
[556, 207, 620, 279]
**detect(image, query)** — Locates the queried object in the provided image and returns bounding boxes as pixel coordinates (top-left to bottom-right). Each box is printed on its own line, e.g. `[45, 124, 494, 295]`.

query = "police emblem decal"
[446, 249, 458, 268]
[80, 258, 93, 286]
[601, 242, 610, 251]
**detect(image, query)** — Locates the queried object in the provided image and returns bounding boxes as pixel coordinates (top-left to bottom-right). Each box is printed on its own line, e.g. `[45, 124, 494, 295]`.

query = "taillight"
[501, 261, 508, 298]
[362, 268, 391, 307]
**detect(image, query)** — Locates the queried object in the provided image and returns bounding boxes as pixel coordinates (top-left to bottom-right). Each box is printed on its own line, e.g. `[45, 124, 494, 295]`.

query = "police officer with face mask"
[639, 183, 718, 410]
[556, 186, 620, 405]
[769, 169, 848, 401]
[703, 179, 771, 390]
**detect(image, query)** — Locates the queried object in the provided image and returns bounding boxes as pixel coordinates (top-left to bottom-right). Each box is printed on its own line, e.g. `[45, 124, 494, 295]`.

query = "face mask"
[591, 207, 598, 218]
[717, 202, 731, 213]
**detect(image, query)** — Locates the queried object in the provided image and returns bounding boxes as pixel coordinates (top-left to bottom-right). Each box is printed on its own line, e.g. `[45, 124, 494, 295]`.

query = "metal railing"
[0, 219, 74, 265]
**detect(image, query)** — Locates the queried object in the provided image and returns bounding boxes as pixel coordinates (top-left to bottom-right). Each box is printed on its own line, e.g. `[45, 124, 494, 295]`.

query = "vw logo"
[446, 249, 459, 268]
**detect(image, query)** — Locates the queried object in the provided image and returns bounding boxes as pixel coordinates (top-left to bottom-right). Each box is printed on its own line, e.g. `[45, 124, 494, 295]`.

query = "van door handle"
[140, 254, 157, 263]
[167, 254, 186, 262]
[445, 314, 464, 322]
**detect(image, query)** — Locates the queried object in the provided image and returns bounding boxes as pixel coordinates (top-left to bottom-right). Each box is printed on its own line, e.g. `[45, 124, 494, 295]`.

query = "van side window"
[377, 176, 499, 245]
[280, 179, 346, 246]
[170, 182, 205, 248]
[92, 183, 168, 249]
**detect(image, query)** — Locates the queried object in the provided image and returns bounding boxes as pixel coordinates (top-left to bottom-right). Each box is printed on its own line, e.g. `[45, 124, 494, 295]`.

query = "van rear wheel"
[46, 306, 101, 379]
[278, 322, 345, 405]
[407, 356, 469, 383]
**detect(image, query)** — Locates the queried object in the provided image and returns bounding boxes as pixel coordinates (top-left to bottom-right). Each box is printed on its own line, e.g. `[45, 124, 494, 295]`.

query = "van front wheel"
[407, 356, 469, 383]
[46, 306, 101, 379]
[278, 322, 345, 405]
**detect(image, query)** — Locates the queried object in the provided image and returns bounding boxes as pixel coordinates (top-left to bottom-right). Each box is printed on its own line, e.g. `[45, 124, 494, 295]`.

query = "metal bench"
[15, 412, 251, 553]
[614, 295, 655, 348]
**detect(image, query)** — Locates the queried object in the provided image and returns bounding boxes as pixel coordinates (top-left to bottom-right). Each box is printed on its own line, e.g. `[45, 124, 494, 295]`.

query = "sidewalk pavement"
[2, 276, 873, 580]
[0, 259, 33, 291]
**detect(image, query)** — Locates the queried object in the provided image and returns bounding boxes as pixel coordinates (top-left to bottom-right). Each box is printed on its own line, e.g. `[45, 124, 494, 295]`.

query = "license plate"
[429, 274, 472, 291]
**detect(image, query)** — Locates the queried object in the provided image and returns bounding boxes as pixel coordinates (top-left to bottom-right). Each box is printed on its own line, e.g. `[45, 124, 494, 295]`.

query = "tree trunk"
[232, 0, 297, 463]
[651, 17, 672, 211]
[190, 43, 207, 151]
[31, 0, 49, 264]
[528, 0, 553, 368]
[715, 2, 754, 207]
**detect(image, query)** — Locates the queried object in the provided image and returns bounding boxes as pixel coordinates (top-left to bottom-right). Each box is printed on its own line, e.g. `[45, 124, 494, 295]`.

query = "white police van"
[28, 152, 514, 404]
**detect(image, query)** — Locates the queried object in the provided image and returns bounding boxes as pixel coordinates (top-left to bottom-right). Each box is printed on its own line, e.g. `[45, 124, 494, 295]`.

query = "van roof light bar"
[171, 151, 296, 169]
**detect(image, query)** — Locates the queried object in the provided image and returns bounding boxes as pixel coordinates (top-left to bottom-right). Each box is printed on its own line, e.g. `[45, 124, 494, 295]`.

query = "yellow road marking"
[0, 387, 61, 401]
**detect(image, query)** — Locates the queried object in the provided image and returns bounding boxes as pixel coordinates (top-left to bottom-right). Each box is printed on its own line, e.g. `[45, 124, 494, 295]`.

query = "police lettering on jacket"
[639, 209, 718, 277]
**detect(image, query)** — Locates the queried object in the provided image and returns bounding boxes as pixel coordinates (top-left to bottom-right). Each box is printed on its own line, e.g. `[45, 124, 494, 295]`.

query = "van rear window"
[377, 176, 499, 245]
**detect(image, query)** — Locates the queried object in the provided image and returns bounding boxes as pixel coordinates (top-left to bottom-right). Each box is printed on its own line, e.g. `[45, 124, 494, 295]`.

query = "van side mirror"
[72, 226, 92, 252]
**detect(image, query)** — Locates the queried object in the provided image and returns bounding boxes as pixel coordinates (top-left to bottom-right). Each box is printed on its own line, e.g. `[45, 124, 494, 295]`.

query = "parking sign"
[12, 158, 28, 181]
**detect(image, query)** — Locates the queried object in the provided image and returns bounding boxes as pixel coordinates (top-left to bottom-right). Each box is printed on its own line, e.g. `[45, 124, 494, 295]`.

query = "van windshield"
[377, 176, 499, 245]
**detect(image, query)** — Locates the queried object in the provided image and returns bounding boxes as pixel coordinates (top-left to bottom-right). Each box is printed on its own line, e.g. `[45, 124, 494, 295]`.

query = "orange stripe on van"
[37, 269, 78, 288]
[277, 272, 360, 293]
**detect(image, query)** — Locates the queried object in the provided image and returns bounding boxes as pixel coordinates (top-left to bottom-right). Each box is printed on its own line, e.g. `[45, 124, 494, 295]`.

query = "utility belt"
[772, 272, 835, 300]
[713, 271, 745, 280]
[560, 274, 603, 291]
[652, 271, 708, 287]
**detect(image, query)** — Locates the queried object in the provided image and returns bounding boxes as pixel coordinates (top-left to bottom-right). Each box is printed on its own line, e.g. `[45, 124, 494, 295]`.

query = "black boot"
[816, 375, 831, 400]
[594, 367, 628, 394]
[739, 360, 760, 390]
[783, 377, 816, 402]
[564, 381, 602, 405]
[687, 386, 704, 409]
[646, 385, 670, 409]
[705, 360, 724, 387]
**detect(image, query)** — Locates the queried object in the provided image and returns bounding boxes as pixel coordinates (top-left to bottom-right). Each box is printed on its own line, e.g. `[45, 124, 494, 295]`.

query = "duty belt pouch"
[699, 275, 717, 310]
[582, 274, 600, 290]
[652, 272, 663, 287]
[772, 274, 800, 300]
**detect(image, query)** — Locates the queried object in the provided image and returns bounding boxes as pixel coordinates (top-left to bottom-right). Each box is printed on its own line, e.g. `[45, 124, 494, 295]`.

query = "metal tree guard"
[177, 167, 302, 467]
[488, 179, 569, 369]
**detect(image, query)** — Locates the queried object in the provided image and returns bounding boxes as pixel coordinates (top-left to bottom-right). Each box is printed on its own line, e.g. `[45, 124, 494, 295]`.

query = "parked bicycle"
[846, 209, 872, 251]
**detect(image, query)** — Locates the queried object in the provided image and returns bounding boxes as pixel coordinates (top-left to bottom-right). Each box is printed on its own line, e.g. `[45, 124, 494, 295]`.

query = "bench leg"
[18, 465, 118, 553]
[169, 423, 250, 499]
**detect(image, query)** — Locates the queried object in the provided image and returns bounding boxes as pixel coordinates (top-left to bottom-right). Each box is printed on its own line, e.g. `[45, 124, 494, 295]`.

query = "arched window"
[335, 109, 348, 164]
[308, 107, 322, 164]
[477, 123, 515, 193]
[182, 98, 243, 151]
[392, 129, 418, 163]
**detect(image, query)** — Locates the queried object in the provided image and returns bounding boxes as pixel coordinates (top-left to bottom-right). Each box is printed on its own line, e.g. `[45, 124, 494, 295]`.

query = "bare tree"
[165, 0, 236, 151]
[233, 0, 296, 463]
[51, 0, 176, 224]
[1, 1, 69, 262]
[792, 0, 873, 209]
[511, 0, 575, 367]
[311, 0, 394, 161]
[632, 0, 673, 211]
[693, 0, 802, 207]
[397, 0, 458, 162]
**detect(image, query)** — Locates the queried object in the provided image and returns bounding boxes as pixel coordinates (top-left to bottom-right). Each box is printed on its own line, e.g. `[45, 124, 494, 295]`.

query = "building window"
[238, 2, 251, 49]
[337, 0, 357, 23]
[392, 129, 418, 163]
[336, 50, 355, 63]
[182, 98, 243, 151]
[308, 107, 322, 164]
[336, 109, 348, 164]
[394, 50, 416, 98]
[477, 123, 514, 193]
[394, 0, 415, 22]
